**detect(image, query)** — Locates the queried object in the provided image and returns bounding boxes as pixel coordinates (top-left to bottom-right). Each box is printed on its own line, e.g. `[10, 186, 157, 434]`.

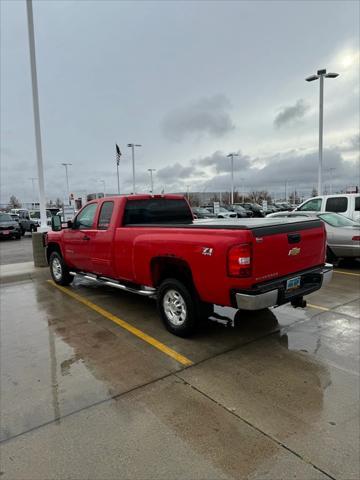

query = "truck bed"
[127, 217, 323, 235]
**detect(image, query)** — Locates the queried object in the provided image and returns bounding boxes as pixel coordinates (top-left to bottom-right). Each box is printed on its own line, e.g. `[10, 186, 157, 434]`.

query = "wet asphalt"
[0, 247, 359, 479]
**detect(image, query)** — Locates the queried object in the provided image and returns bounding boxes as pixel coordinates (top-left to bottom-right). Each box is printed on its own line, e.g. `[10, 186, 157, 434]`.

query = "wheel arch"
[46, 242, 63, 264]
[150, 256, 195, 290]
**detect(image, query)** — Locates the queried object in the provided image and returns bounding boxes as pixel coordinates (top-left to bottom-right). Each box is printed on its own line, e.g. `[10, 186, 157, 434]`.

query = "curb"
[0, 262, 49, 284]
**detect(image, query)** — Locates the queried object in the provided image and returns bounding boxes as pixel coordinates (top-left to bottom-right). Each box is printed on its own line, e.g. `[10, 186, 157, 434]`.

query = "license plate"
[2, 230, 10, 235]
[286, 276, 301, 291]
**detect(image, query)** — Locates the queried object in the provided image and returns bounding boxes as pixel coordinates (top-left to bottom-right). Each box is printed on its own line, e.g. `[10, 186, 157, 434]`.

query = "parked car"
[266, 211, 360, 261]
[192, 207, 216, 219]
[29, 209, 53, 227]
[274, 202, 292, 211]
[217, 207, 237, 218]
[229, 205, 249, 218]
[293, 194, 360, 222]
[238, 203, 264, 217]
[46, 194, 332, 337]
[201, 205, 237, 218]
[0, 212, 22, 240]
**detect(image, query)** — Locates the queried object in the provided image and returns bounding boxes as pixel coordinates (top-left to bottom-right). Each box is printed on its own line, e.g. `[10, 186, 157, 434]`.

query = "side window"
[74, 203, 97, 229]
[298, 198, 322, 212]
[354, 197, 359, 211]
[325, 197, 348, 213]
[97, 201, 114, 230]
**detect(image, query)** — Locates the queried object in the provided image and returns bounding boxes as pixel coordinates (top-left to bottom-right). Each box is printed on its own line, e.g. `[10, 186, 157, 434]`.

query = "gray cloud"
[161, 95, 235, 142]
[198, 150, 251, 173]
[274, 99, 309, 129]
[156, 163, 198, 182]
[154, 146, 359, 195]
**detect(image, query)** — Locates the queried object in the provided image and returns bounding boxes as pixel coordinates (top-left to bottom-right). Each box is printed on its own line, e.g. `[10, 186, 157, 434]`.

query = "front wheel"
[157, 278, 212, 337]
[49, 252, 73, 286]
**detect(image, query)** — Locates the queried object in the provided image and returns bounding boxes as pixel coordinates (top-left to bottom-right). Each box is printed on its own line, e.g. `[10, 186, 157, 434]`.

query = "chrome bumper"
[235, 263, 333, 310]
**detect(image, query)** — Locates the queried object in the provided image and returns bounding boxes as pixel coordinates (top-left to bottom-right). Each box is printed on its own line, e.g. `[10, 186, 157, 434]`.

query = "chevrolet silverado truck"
[46, 195, 333, 336]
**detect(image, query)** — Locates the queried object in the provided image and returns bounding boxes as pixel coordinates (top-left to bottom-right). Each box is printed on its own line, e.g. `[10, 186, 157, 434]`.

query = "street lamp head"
[325, 72, 339, 78]
[305, 75, 319, 82]
[317, 68, 326, 76]
[127, 144, 133, 147]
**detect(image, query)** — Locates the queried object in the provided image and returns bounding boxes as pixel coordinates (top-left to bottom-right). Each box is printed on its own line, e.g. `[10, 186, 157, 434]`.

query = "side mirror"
[67, 220, 74, 229]
[51, 215, 62, 231]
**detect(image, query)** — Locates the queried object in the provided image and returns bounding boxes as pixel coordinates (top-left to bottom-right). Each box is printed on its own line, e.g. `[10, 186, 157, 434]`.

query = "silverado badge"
[288, 247, 301, 256]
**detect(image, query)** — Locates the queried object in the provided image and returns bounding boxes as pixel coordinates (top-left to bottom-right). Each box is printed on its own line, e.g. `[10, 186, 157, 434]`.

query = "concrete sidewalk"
[0, 261, 48, 284]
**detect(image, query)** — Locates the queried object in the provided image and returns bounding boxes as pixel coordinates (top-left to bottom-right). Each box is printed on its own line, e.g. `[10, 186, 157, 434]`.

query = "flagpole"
[115, 144, 121, 195]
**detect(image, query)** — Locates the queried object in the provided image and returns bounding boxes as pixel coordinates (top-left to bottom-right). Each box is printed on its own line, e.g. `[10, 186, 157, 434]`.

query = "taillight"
[352, 235, 360, 241]
[227, 244, 252, 277]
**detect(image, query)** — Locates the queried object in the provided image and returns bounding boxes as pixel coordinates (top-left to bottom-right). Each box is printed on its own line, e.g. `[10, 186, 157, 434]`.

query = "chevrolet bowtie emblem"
[288, 247, 301, 256]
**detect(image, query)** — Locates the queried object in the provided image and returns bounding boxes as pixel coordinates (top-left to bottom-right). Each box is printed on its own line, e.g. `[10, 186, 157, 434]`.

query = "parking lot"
[0, 239, 359, 480]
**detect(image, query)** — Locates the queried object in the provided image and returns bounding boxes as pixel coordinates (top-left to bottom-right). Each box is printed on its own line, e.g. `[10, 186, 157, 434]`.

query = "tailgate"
[250, 219, 326, 283]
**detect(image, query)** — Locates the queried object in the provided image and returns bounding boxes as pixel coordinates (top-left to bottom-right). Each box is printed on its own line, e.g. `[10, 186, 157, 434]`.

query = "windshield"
[0, 213, 12, 222]
[318, 213, 358, 227]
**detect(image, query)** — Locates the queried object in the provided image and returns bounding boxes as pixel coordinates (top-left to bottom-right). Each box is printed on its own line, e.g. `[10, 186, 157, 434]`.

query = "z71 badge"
[202, 247, 213, 256]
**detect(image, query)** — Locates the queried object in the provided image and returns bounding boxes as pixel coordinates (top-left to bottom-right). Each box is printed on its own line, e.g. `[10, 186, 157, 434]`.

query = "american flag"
[116, 144, 122, 166]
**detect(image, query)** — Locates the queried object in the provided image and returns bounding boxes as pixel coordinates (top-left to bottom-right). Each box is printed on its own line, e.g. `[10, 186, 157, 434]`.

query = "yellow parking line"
[334, 270, 360, 277]
[47, 280, 193, 367]
[307, 303, 330, 312]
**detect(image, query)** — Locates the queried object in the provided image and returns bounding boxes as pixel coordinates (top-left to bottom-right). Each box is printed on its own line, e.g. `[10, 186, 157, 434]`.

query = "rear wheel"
[49, 251, 73, 286]
[157, 278, 213, 337]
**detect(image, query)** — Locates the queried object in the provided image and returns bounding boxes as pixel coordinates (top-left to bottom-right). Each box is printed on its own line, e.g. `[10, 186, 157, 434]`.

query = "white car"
[293, 194, 359, 222]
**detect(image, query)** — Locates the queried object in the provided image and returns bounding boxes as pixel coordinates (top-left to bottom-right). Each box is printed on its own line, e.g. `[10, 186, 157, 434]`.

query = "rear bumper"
[234, 263, 333, 310]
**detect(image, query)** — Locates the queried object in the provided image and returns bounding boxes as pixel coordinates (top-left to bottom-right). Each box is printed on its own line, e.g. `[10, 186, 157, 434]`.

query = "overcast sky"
[1, 0, 359, 204]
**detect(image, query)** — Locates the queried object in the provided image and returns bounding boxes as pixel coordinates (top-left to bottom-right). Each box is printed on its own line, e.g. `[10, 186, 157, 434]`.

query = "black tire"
[21, 227, 25, 236]
[30, 225, 38, 233]
[15, 233, 21, 240]
[157, 278, 213, 337]
[49, 251, 73, 286]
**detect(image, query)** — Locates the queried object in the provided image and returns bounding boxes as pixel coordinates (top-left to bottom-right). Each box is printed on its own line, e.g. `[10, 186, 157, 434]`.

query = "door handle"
[82, 235, 90, 241]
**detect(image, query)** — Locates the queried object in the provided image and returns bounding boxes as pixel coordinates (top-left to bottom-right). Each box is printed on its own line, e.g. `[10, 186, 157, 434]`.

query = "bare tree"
[187, 193, 200, 206]
[8, 195, 22, 209]
[55, 198, 63, 208]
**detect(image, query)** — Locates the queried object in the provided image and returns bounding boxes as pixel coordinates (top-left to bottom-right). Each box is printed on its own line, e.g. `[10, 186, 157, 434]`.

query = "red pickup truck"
[47, 195, 332, 336]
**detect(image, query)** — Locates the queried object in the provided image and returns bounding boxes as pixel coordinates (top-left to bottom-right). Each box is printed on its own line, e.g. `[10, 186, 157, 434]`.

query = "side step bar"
[69, 271, 156, 298]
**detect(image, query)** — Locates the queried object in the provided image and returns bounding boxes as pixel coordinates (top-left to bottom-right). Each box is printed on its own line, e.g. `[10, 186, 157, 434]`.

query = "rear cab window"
[98, 201, 114, 230]
[123, 198, 192, 225]
[325, 197, 348, 213]
[355, 197, 360, 211]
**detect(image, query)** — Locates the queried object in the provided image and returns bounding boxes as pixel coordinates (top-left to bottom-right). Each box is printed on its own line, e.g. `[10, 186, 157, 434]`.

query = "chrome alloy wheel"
[163, 289, 187, 326]
[52, 257, 62, 281]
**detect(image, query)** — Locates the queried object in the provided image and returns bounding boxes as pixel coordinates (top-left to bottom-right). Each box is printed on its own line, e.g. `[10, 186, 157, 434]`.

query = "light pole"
[148, 168, 156, 194]
[227, 153, 239, 205]
[61, 163, 72, 205]
[240, 177, 245, 203]
[306, 69, 339, 195]
[29, 177, 37, 208]
[26, 0, 47, 230]
[127, 143, 142, 194]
